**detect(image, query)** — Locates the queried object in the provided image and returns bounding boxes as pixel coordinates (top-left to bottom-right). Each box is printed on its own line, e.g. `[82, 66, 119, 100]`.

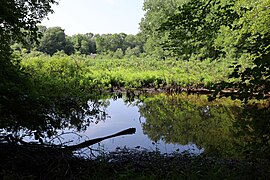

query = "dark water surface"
[1, 93, 269, 159]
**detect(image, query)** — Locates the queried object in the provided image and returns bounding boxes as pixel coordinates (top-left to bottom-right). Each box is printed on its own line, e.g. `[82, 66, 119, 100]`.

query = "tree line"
[12, 26, 145, 58]
[1, 0, 269, 101]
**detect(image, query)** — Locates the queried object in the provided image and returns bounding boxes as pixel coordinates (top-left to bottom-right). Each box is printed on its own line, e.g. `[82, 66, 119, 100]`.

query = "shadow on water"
[0, 91, 269, 159]
[0, 91, 119, 154]
[235, 102, 270, 159]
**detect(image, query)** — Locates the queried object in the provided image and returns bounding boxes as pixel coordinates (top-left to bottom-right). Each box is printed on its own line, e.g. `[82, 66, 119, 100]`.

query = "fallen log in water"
[65, 128, 136, 151]
[1, 128, 136, 152]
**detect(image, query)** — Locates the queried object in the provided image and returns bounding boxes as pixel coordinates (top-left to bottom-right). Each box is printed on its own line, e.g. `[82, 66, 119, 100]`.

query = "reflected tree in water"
[139, 93, 243, 157]
[0, 92, 111, 145]
[235, 101, 270, 159]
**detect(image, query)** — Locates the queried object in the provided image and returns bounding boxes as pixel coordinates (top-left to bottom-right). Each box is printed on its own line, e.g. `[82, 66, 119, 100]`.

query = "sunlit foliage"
[20, 53, 235, 91]
[158, 0, 270, 100]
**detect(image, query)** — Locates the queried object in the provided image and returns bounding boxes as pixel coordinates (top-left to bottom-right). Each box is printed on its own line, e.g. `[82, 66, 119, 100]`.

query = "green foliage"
[0, 0, 58, 100]
[38, 27, 71, 55]
[11, 27, 145, 57]
[125, 47, 141, 58]
[113, 48, 124, 59]
[160, 0, 239, 60]
[20, 55, 234, 92]
[95, 33, 144, 56]
[212, 0, 270, 101]
[157, 0, 270, 100]
[139, 0, 189, 58]
[0, 0, 66, 140]
[0, 0, 57, 54]
[96, 33, 127, 54]
[68, 33, 96, 55]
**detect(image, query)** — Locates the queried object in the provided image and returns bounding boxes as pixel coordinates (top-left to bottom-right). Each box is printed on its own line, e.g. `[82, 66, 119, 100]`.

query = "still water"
[48, 98, 204, 157]
[2, 93, 269, 159]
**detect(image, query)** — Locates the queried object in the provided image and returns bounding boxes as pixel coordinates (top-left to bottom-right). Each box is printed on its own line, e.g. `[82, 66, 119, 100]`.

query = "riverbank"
[1, 145, 269, 179]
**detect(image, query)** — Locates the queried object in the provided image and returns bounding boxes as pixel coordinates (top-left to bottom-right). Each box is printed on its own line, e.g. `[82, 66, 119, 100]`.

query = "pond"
[48, 97, 204, 157]
[1, 92, 270, 159]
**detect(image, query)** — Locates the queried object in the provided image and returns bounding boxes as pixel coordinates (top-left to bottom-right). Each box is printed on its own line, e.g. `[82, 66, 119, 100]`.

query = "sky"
[41, 0, 145, 36]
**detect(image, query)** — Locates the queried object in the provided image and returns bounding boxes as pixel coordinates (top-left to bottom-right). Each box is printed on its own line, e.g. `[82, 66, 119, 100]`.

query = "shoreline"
[107, 86, 270, 98]
[1, 144, 269, 179]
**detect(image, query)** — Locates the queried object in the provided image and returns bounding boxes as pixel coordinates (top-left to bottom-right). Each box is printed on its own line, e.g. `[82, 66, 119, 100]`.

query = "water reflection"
[139, 93, 270, 159]
[0, 92, 269, 159]
[235, 102, 270, 159]
[52, 98, 203, 156]
[0, 93, 110, 145]
[139, 94, 242, 157]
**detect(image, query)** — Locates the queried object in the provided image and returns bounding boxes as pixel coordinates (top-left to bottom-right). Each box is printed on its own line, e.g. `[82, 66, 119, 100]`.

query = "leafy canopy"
[158, 0, 270, 100]
[0, 0, 58, 135]
[0, 0, 58, 55]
